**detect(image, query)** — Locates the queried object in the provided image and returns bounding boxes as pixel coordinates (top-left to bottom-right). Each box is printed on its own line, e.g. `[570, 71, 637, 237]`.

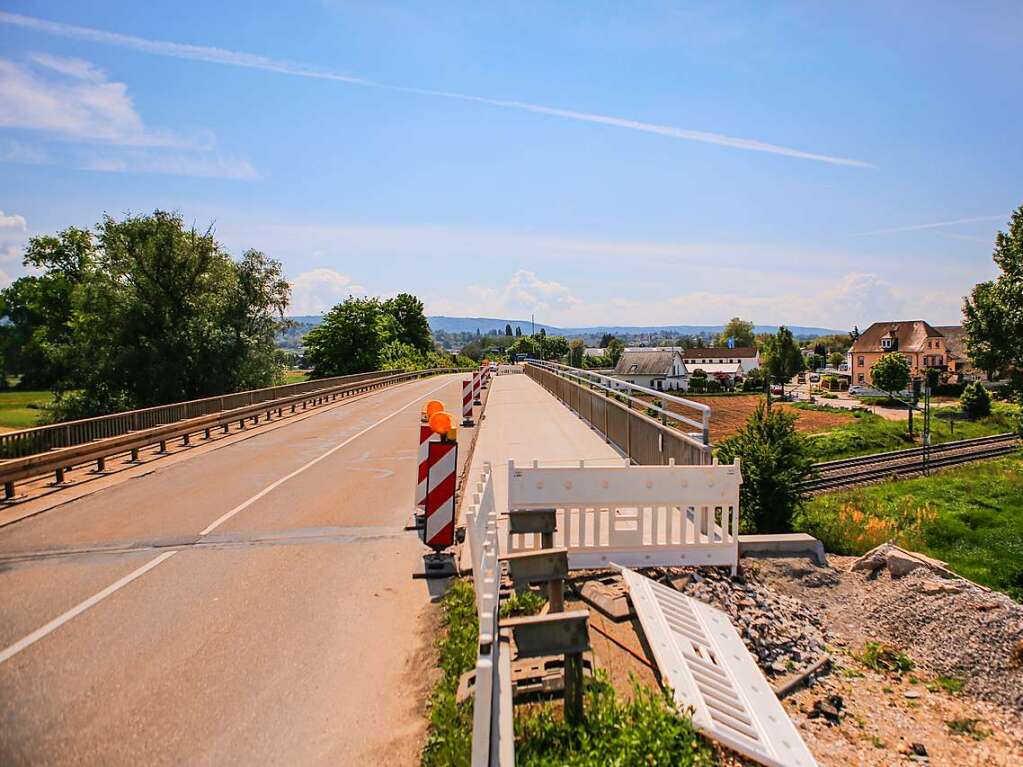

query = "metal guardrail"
[531, 360, 711, 442]
[0, 368, 462, 499]
[0, 369, 404, 460]
[524, 362, 712, 466]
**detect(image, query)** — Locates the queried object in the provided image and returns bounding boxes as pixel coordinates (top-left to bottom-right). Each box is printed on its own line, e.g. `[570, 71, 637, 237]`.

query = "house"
[847, 321, 947, 386]
[613, 350, 688, 391]
[933, 325, 980, 382]
[583, 347, 606, 358]
[682, 347, 760, 376]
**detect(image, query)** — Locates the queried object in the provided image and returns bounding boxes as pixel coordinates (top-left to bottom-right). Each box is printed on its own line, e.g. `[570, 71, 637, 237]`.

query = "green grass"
[421, 579, 477, 767]
[499, 590, 547, 618]
[946, 718, 989, 740]
[798, 402, 1018, 462]
[856, 642, 914, 675]
[795, 455, 1023, 599]
[0, 389, 53, 430]
[515, 676, 715, 767]
[283, 369, 309, 384]
[926, 676, 965, 694]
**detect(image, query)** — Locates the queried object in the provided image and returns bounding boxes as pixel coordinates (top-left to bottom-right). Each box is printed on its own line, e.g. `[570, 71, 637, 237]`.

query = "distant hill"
[424, 316, 847, 338]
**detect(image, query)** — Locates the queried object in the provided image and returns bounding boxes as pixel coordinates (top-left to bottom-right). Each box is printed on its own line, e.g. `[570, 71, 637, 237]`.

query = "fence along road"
[0, 373, 468, 765]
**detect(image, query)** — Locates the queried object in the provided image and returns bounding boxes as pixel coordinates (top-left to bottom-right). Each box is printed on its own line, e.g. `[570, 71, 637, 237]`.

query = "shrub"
[961, 381, 991, 418]
[515, 675, 714, 767]
[500, 590, 546, 618]
[857, 642, 913, 674]
[705, 379, 722, 393]
[715, 402, 813, 533]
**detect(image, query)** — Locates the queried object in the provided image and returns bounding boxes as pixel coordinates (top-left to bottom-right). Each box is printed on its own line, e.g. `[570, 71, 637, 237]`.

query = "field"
[678, 394, 855, 443]
[0, 390, 53, 432]
[283, 369, 309, 384]
[795, 454, 1023, 600]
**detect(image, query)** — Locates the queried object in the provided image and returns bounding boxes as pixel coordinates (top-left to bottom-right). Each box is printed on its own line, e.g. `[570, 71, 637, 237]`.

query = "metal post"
[205, 428, 212, 439]
[182, 434, 190, 446]
[158, 440, 167, 453]
[5, 481, 15, 499]
[564, 653, 584, 725]
[130, 448, 140, 462]
[96, 457, 106, 472]
[55, 467, 65, 484]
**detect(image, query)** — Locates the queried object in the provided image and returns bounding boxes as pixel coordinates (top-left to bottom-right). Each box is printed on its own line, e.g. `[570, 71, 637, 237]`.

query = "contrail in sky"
[851, 215, 1005, 236]
[0, 11, 873, 168]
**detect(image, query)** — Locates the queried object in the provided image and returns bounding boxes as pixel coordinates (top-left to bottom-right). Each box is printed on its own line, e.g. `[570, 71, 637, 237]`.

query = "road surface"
[0, 374, 468, 765]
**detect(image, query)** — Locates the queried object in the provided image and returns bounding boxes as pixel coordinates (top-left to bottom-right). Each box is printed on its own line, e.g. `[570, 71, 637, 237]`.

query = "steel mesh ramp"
[620, 567, 818, 767]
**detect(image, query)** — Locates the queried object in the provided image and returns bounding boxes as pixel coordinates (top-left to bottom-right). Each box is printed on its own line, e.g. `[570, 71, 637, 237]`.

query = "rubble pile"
[658, 566, 829, 675]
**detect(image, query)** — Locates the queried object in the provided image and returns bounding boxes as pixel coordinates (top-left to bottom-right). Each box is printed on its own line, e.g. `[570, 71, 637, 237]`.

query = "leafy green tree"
[960, 381, 991, 418]
[569, 338, 585, 368]
[606, 338, 625, 366]
[515, 326, 522, 337]
[383, 293, 432, 352]
[5, 213, 290, 417]
[599, 333, 615, 348]
[963, 206, 1023, 381]
[740, 367, 765, 392]
[508, 336, 538, 358]
[829, 351, 845, 367]
[304, 297, 392, 376]
[541, 335, 570, 360]
[763, 326, 805, 395]
[715, 402, 813, 533]
[716, 317, 755, 348]
[505, 323, 513, 337]
[870, 352, 911, 395]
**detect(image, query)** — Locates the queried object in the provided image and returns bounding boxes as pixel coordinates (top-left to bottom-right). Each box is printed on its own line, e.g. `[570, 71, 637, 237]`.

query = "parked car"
[770, 385, 784, 395]
[809, 373, 820, 383]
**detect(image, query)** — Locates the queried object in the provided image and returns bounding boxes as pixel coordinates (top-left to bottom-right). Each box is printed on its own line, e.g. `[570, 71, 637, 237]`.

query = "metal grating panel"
[620, 567, 818, 767]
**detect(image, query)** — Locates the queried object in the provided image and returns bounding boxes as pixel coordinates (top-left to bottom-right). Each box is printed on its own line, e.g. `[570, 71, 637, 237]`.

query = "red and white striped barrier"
[424, 439, 457, 549]
[461, 379, 474, 426]
[472, 370, 482, 405]
[416, 423, 435, 508]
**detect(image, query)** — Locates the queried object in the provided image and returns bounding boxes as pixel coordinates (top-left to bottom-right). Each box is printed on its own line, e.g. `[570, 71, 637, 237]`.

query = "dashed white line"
[0, 376, 455, 665]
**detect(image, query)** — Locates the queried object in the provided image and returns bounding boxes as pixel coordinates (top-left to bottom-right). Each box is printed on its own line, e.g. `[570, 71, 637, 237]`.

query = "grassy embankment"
[421, 580, 716, 766]
[794, 402, 1019, 463]
[796, 454, 1023, 601]
[0, 390, 53, 431]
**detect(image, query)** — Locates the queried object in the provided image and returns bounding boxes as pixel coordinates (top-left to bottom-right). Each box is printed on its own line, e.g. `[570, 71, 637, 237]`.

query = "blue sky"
[1, 1, 1020, 329]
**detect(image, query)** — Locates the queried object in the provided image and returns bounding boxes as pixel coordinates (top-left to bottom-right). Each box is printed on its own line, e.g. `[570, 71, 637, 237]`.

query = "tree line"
[0, 210, 466, 421]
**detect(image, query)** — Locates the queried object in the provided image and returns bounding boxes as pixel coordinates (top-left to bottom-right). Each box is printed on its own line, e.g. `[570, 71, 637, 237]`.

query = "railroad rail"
[0, 367, 462, 500]
[804, 432, 1019, 493]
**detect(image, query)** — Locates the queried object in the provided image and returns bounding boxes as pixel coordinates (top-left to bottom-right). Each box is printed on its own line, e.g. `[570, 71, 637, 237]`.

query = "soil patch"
[678, 395, 853, 442]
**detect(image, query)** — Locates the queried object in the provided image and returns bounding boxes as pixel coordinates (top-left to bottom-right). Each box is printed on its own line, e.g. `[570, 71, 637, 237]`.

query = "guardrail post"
[55, 467, 65, 484]
[5, 481, 15, 500]
[205, 427, 212, 439]
[158, 440, 167, 453]
[96, 457, 105, 472]
[130, 448, 140, 462]
[182, 434, 190, 446]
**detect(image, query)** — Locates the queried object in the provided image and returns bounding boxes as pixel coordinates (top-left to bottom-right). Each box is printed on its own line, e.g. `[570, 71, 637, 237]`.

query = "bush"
[715, 402, 813, 533]
[515, 675, 714, 767]
[961, 381, 991, 418]
[705, 379, 721, 393]
[932, 381, 966, 397]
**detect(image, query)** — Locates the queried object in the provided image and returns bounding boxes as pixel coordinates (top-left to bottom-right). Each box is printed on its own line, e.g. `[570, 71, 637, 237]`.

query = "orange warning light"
[429, 411, 453, 436]
[424, 399, 444, 420]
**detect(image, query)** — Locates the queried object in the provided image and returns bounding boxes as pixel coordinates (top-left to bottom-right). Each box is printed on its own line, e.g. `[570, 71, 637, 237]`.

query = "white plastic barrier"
[506, 460, 741, 574]
[464, 466, 514, 767]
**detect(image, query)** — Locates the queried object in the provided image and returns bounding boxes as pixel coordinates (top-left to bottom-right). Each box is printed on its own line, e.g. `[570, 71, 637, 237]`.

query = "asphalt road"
[0, 374, 469, 765]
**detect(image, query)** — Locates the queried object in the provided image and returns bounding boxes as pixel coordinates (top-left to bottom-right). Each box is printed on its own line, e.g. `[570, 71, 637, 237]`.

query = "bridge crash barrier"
[464, 465, 593, 766]
[523, 361, 713, 467]
[0, 367, 464, 500]
[505, 459, 741, 575]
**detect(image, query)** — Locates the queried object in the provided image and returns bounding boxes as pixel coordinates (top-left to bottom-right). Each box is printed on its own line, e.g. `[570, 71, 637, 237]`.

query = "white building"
[682, 347, 760, 375]
[612, 350, 688, 391]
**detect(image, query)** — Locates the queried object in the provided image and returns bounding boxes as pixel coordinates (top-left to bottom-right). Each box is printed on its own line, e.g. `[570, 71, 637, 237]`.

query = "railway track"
[803, 432, 1020, 494]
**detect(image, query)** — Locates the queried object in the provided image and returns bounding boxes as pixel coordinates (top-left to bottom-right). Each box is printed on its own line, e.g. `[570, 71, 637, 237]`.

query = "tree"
[716, 317, 755, 348]
[763, 326, 805, 395]
[508, 336, 538, 358]
[541, 335, 569, 360]
[963, 206, 1023, 381]
[960, 381, 991, 418]
[870, 352, 911, 396]
[606, 338, 625, 366]
[715, 403, 813, 533]
[383, 293, 432, 352]
[829, 351, 845, 367]
[3, 212, 290, 417]
[505, 323, 513, 337]
[515, 326, 522, 337]
[569, 338, 586, 368]
[304, 297, 391, 377]
[599, 333, 615, 348]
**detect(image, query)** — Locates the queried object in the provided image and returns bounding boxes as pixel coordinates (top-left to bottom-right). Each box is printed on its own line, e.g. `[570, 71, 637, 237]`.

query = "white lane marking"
[0, 376, 457, 665]
[0, 551, 177, 665]
[198, 376, 453, 535]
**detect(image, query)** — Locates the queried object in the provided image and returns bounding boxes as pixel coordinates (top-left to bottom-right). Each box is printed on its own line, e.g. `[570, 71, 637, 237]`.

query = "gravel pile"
[859, 567, 1023, 713]
[656, 566, 829, 676]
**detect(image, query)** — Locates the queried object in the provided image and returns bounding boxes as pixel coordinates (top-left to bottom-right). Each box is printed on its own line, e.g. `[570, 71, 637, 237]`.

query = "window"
[928, 340, 933, 349]
[627, 364, 638, 374]
[858, 373, 865, 383]
[881, 338, 893, 349]
[858, 356, 864, 366]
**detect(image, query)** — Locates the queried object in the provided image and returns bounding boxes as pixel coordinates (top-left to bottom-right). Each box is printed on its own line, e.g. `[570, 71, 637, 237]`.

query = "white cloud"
[0, 54, 254, 179]
[289, 268, 365, 314]
[0, 11, 873, 168]
[850, 215, 1005, 237]
[0, 210, 27, 231]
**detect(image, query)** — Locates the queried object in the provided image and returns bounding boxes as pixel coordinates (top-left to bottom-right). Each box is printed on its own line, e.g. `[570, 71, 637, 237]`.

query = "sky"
[1, 1, 1021, 330]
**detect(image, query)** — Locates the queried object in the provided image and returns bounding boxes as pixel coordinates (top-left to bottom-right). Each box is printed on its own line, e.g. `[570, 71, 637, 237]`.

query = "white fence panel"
[621, 567, 818, 767]
[506, 461, 741, 572]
